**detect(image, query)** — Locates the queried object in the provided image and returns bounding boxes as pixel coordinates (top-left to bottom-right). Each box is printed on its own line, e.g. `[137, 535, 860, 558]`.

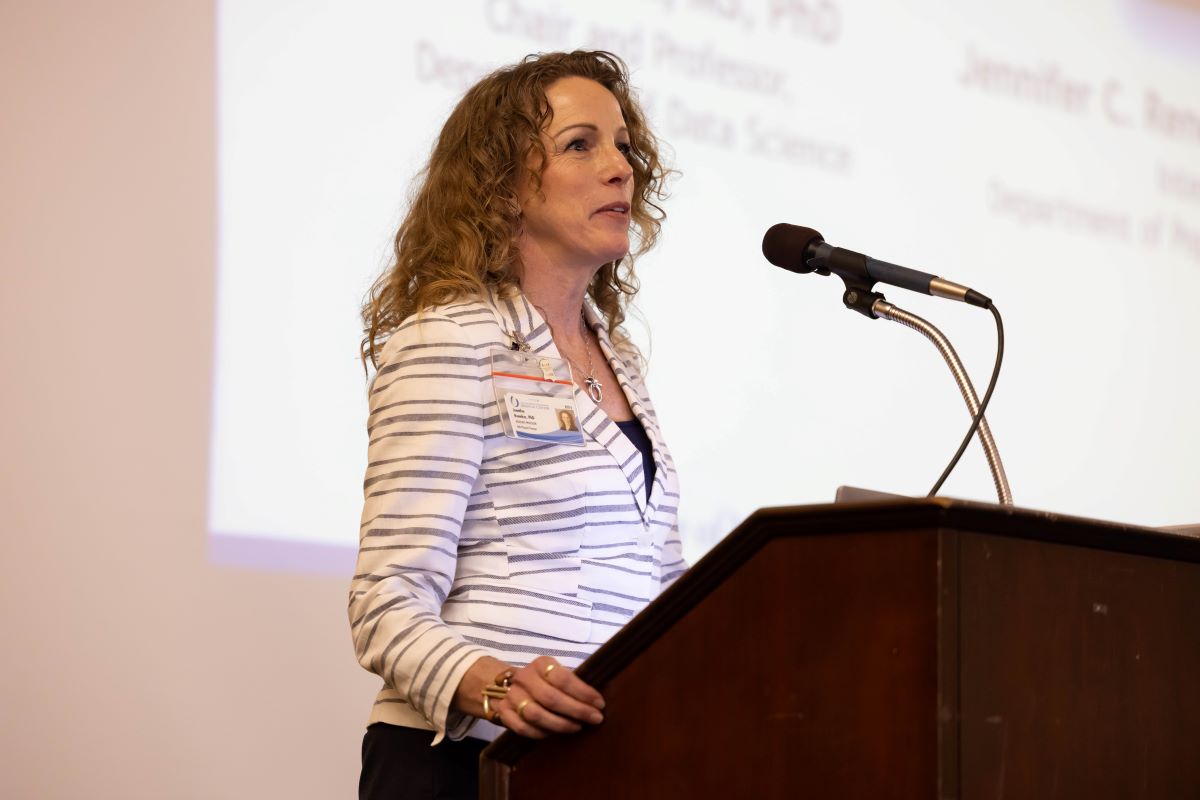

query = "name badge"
[491, 351, 584, 446]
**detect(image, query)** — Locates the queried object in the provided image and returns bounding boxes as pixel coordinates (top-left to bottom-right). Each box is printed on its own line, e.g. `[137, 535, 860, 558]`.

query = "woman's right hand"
[456, 655, 605, 739]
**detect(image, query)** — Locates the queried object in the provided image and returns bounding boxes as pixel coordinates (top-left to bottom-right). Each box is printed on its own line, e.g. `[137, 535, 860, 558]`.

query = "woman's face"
[517, 76, 635, 274]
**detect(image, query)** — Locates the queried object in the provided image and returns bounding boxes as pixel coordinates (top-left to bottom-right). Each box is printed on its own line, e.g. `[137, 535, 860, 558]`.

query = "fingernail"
[591, 713, 604, 724]
[595, 699, 606, 710]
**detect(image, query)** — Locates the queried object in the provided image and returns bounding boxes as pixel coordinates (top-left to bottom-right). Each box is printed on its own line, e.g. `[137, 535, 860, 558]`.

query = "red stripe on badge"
[492, 370, 573, 386]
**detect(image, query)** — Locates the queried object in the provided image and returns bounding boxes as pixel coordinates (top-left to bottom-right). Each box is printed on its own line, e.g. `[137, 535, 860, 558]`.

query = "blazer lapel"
[584, 306, 667, 520]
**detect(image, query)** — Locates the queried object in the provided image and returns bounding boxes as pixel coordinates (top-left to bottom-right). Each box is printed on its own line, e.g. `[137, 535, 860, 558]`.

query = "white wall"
[0, 3, 376, 797]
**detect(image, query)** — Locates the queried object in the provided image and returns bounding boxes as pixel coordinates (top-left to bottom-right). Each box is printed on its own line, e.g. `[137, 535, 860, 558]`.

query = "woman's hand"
[455, 655, 605, 739]
[496, 656, 605, 738]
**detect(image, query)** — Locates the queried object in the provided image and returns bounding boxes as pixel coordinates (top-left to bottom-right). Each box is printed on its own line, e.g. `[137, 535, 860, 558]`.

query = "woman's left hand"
[494, 656, 605, 739]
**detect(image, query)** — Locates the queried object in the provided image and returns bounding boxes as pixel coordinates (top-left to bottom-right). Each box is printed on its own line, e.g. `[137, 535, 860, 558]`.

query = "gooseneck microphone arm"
[871, 298, 1012, 504]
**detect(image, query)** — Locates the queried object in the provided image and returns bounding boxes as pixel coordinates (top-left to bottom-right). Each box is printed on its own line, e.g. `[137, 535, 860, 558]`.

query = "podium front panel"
[504, 529, 941, 799]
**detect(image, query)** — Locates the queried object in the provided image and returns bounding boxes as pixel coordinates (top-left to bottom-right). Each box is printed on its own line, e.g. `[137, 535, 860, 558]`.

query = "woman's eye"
[565, 138, 588, 152]
[617, 142, 633, 156]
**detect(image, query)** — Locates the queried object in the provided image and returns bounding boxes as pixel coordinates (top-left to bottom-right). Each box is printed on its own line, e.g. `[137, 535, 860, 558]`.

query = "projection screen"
[210, 0, 1200, 573]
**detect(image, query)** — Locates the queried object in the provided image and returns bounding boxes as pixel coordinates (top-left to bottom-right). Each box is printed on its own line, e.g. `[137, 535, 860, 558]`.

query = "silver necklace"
[566, 313, 603, 404]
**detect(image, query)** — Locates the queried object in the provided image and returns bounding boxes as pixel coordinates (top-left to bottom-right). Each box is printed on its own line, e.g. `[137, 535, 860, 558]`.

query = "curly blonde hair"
[360, 50, 670, 368]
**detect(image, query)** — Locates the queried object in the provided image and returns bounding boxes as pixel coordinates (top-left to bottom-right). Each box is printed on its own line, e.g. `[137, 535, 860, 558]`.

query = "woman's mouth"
[594, 202, 630, 218]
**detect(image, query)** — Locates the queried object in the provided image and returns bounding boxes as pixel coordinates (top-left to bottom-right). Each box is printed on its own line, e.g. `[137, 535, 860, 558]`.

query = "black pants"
[360, 723, 488, 800]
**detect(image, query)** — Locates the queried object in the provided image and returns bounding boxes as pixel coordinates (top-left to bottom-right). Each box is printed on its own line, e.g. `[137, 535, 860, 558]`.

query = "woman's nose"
[603, 145, 634, 185]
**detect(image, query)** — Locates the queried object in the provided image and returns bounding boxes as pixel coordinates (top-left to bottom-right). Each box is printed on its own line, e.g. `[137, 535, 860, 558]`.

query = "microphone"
[761, 223, 992, 309]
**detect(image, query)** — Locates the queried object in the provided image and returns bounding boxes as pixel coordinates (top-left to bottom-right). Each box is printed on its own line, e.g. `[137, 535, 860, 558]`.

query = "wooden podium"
[480, 499, 1200, 799]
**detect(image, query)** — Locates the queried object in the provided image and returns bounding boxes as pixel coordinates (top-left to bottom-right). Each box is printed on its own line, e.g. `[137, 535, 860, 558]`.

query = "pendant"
[584, 376, 604, 404]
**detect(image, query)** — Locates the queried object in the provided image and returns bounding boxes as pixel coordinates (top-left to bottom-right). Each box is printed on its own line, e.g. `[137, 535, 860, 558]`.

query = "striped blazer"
[348, 288, 686, 743]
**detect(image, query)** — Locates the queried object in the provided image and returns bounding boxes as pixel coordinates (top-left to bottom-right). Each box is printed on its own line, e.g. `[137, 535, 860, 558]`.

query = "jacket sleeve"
[347, 311, 493, 743]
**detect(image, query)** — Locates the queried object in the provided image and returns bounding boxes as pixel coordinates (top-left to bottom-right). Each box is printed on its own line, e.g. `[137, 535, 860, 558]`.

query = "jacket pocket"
[480, 446, 588, 596]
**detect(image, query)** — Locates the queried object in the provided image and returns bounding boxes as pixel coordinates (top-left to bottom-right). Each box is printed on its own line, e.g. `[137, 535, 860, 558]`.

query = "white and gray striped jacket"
[348, 288, 686, 743]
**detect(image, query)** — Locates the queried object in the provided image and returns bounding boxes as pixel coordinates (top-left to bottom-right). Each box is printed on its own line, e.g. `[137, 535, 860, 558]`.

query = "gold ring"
[517, 699, 531, 720]
[481, 671, 511, 725]
[482, 694, 501, 724]
[543, 662, 557, 678]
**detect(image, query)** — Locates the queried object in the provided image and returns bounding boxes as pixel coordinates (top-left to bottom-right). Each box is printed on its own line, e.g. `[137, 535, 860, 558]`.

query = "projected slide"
[211, 0, 1200, 573]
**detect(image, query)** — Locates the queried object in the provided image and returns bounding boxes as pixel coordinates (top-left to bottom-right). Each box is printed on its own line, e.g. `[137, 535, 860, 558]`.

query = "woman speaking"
[350, 50, 685, 799]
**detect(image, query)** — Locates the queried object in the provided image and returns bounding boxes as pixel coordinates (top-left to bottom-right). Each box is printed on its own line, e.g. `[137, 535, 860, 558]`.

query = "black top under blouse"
[615, 418, 656, 503]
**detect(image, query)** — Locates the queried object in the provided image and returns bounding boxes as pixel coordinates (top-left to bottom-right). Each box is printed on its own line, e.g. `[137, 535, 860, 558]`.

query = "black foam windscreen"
[761, 223, 825, 273]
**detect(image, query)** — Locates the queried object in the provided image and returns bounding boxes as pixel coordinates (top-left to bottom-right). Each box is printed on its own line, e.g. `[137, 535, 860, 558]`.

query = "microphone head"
[762, 223, 824, 273]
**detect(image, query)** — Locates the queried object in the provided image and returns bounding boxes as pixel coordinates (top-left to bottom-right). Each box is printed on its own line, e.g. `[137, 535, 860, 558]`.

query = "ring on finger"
[542, 662, 557, 678]
[517, 699, 531, 720]
[482, 694, 502, 725]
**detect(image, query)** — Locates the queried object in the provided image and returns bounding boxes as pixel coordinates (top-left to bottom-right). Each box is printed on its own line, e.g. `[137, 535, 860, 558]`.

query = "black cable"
[927, 302, 1004, 497]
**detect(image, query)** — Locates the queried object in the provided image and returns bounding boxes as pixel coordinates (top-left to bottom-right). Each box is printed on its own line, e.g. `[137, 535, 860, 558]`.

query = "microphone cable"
[928, 302, 1004, 497]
